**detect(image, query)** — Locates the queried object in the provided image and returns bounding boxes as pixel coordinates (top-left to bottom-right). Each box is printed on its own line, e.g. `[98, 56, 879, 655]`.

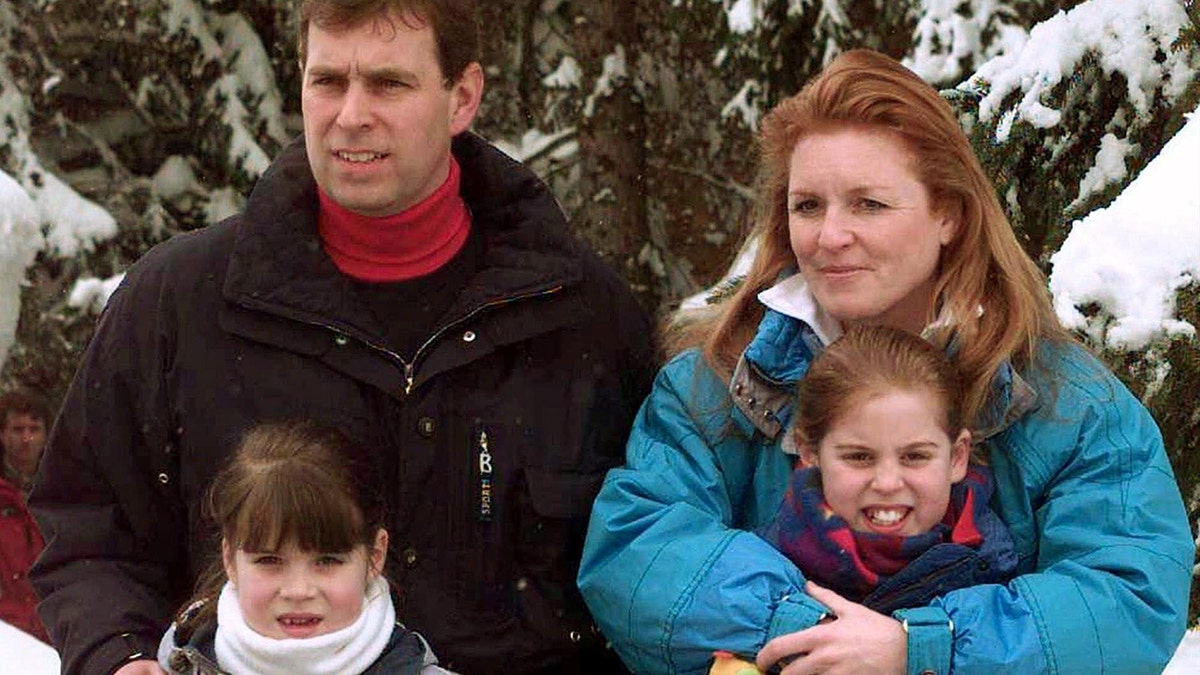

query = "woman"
[577, 49, 1192, 675]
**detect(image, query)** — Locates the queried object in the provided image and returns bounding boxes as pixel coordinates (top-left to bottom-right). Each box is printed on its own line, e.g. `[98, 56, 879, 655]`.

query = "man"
[0, 388, 50, 643]
[29, 2, 654, 674]
[0, 388, 48, 491]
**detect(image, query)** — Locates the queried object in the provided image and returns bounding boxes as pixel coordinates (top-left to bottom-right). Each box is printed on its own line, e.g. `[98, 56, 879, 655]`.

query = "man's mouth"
[334, 150, 387, 163]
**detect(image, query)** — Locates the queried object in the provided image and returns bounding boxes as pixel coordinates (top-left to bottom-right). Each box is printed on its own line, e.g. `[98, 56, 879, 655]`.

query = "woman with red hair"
[578, 49, 1192, 675]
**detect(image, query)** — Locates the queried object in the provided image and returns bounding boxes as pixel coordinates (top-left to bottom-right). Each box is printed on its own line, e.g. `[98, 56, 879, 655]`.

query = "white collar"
[214, 576, 395, 675]
[756, 274, 843, 345]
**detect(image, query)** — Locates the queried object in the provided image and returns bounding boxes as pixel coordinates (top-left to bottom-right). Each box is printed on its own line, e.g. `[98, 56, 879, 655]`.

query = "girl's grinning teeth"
[865, 507, 908, 526]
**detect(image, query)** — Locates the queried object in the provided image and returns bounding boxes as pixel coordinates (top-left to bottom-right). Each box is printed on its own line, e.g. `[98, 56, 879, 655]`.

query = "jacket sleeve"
[29, 247, 187, 675]
[578, 351, 828, 675]
[931, 348, 1194, 674]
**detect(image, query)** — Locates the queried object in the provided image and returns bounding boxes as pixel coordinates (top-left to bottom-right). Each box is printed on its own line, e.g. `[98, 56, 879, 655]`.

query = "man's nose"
[336, 83, 374, 129]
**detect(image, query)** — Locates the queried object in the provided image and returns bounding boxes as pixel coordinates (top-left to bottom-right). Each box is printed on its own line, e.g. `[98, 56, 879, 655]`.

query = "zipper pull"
[404, 362, 414, 395]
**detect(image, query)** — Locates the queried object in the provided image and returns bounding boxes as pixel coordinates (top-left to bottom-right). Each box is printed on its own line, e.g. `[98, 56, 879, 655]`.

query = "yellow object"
[708, 651, 765, 675]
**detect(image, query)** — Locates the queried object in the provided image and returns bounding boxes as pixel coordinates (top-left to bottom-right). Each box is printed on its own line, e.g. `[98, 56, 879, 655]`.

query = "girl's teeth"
[867, 508, 906, 525]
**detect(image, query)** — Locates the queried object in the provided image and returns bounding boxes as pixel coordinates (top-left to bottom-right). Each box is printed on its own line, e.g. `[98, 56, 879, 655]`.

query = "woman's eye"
[790, 199, 819, 215]
[859, 198, 887, 211]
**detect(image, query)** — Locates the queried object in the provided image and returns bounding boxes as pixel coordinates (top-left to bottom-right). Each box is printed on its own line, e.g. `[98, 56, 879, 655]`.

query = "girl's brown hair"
[670, 49, 1066, 426]
[175, 420, 385, 637]
[795, 325, 964, 449]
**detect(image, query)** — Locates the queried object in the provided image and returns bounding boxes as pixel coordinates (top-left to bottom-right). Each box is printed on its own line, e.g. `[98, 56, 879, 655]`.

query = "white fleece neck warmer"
[214, 576, 394, 675]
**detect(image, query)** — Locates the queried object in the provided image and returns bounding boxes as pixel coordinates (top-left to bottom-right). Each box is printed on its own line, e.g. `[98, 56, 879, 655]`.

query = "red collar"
[317, 156, 471, 281]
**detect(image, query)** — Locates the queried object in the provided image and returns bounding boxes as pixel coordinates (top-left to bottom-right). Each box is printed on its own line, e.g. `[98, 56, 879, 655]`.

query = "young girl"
[713, 326, 1018, 674]
[158, 420, 452, 675]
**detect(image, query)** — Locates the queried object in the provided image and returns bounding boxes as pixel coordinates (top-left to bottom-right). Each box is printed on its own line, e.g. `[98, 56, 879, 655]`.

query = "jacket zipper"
[303, 285, 564, 396]
[399, 285, 564, 395]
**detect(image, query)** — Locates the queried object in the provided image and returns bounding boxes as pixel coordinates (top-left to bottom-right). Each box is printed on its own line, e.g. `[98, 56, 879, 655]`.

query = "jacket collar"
[729, 274, 1038, 445]
[222, 132, 584, 347]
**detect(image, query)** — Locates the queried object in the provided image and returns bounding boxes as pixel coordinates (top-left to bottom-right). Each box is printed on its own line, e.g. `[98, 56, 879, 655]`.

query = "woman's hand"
[114, 659, 167, 675]
[756, 582, 906, 675]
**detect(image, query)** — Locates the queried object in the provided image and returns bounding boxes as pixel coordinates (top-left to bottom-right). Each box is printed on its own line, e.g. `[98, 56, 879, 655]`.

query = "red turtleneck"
[318, 156, 471, 282]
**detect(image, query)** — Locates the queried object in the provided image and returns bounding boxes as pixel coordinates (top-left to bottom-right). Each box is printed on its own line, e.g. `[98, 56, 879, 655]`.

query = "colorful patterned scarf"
[763, 464, 995, 602]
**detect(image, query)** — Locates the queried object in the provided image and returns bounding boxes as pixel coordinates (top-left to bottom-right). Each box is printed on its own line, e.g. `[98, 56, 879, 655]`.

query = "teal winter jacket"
[578, 308, 1193, 675]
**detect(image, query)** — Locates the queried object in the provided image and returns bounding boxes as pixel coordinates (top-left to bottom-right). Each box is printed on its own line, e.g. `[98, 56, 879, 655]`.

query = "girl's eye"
[842, 452, 872, 464]
[902, 452, 932, 464]
[316, 555, 346, 567]
[252, 555, 282, 566]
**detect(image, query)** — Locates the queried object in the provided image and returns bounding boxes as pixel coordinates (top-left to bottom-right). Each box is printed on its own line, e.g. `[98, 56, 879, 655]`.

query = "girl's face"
[223, 528, 388, 639]
[800, 388, 970, 537]
[787, 127, 958, 334]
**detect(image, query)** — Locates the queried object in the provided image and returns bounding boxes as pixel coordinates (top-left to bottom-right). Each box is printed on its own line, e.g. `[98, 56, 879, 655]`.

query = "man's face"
[2, 412, 46, 471]
[301, 10, 482, 217]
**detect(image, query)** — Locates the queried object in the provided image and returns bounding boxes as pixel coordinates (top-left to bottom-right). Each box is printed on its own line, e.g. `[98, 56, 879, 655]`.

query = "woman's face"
[787, 127, 958, 334]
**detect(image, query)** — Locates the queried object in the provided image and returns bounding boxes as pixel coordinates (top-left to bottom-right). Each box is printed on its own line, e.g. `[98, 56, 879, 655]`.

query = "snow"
[0, 621, 59, 672]
[968, 0, 1193, 141]
[152, 156, 202, 201]
[1, 618, 1197, 672]
[0, 170, 41, 368]
[907, 0, 1031, 85]
[1049, 106, 1200, 350]
[68, 273, 126, 315]
[583, 45, 629, 118]
[726, 0, 759, 34]
[543, 56, 583, 89]
[722, 80, 762, 130]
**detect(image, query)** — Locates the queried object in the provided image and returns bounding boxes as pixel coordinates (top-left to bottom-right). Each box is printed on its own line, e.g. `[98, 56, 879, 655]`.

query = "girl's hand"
[756, 582, 906, 675]
[114, 659, 167, 675]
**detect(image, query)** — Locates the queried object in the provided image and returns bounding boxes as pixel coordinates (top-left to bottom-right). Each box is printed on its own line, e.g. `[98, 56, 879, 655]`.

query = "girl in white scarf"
[156, 421, 452, 675]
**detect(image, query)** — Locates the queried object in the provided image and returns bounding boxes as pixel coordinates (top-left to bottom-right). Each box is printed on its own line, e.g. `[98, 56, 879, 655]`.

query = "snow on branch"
[151, 0, 288, 180]
[968, 0, 1195, 140]
[583, 45, 629, 118]
[1049, 105, 1200, 351]
[906, 0, 1030, 87]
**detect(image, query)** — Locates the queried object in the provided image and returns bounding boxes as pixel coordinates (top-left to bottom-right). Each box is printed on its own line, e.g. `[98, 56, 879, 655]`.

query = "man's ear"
[369, 528, 389, 578]
[950, 429, 971, 483]
[447, 62, 484, 136]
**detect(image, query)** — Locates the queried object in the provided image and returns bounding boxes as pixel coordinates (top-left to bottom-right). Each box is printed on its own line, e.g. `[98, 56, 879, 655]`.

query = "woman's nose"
[816, 209, 855, 249]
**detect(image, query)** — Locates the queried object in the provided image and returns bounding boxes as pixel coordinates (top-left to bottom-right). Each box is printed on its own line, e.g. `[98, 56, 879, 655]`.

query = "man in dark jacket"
[28, 2, 654, 674]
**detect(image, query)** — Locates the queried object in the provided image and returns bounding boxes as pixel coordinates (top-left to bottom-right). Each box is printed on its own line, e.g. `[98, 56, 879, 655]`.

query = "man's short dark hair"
[0, 387, 51, 428]
[297, 0, 481, 85]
